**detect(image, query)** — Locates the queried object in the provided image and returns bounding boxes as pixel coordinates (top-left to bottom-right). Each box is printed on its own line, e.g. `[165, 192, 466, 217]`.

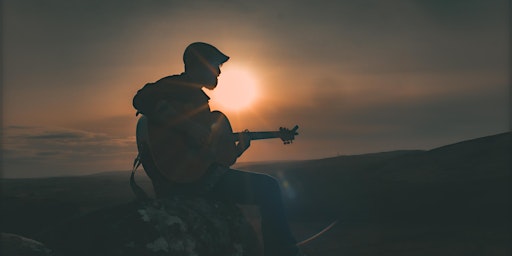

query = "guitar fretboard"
[232, 131, 283, 141]
[232, 125, 298, 142]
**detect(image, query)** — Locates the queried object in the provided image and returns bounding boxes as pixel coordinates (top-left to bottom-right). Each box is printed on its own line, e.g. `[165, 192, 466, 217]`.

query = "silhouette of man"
[133, 42, 301, 256]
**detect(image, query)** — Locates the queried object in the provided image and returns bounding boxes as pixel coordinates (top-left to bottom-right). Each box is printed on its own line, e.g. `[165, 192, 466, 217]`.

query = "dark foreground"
[1, 132, 511, 255]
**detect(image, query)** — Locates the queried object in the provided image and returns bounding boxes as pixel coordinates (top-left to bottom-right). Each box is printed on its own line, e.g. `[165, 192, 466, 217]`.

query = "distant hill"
[234, 132, 511, 220]
[235, 132, 511, 182]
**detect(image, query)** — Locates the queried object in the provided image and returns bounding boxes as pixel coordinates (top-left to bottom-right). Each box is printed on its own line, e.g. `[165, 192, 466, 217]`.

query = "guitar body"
[136, 111, 238, 183]
[136, 110, 298, 183]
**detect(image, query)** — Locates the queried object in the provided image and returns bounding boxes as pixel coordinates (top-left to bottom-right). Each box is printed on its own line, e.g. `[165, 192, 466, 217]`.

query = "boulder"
[1, 233, 54, 256]
[41, 197, 261, 256]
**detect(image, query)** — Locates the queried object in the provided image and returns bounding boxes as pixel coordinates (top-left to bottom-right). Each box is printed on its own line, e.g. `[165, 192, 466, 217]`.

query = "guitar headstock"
[279, 125, 299, 144]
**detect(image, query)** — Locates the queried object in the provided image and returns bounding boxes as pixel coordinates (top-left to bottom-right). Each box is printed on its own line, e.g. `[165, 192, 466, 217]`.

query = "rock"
[1, 233, 54, 256]
[41, 197, 261, 256]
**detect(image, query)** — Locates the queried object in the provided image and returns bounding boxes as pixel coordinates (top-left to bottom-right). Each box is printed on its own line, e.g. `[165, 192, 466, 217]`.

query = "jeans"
[207, 168, 298, 256]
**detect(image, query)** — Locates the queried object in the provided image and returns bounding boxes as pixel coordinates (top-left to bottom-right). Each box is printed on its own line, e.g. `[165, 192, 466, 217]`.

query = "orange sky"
[2, 0, 510, 177]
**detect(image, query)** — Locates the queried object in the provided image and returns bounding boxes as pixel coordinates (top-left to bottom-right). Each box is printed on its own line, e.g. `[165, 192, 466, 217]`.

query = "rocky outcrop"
[41, 196, 261, 256]
[1, 233, 54, 256]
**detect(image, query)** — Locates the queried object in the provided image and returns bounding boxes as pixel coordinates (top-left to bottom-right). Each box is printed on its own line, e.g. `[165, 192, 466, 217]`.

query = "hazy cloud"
[2, 0, 509, 177]
[27, 132, 84, 140]
[2, 126, 137, 178]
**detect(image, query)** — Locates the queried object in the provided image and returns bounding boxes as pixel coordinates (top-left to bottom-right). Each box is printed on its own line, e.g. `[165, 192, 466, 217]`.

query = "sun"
[206, 65, 259, 112]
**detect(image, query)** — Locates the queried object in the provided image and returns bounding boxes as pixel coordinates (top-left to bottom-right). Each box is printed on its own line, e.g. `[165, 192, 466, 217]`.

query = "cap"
[183, 42, 229, 69]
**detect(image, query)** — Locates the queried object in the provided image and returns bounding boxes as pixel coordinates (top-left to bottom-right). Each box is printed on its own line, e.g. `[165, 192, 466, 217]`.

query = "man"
[132, 42, 301, 256]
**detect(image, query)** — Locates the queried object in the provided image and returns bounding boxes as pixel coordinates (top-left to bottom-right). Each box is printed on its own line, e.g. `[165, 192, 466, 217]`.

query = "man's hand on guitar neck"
[235, 130, 251, 157]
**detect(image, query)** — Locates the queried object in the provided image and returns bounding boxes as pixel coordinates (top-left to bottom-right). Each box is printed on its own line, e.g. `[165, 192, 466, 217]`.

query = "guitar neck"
[232, 131, 283, 141]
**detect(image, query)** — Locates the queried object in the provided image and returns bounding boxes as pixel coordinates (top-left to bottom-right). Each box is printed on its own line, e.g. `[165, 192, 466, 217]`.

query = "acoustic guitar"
[136, 111, 298, 183]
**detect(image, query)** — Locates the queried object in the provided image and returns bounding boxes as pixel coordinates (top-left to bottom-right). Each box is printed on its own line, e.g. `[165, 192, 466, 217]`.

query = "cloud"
[2, 125, 137, 178]
[237, 68, 509, 158]
[26, 132, 84, 140]
[250, 0, 508, 75]
[2, 0, 509, 175]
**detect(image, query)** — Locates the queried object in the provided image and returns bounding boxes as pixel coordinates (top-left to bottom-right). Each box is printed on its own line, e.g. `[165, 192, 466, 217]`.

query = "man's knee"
[254, 173, 281, 193]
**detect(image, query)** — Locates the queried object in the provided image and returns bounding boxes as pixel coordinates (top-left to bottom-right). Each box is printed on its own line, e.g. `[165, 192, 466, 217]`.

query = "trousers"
[207, 168, 298, 256]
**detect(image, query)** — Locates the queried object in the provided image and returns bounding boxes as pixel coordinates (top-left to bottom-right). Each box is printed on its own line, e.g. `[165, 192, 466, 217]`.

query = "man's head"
[183, 42, 229, 89]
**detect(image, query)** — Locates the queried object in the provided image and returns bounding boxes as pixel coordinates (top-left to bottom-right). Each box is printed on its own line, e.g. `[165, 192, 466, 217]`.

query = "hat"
[183, 42, 229, 69]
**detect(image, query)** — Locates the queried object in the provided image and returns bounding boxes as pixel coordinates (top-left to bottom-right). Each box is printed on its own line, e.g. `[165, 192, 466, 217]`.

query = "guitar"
[136, 111, 298, 183]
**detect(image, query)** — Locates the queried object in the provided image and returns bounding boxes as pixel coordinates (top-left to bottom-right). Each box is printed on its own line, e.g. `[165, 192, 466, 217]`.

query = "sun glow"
[207, 65, 259, 112]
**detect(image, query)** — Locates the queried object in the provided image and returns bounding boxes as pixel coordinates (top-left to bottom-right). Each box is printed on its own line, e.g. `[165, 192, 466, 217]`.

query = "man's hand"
[236, 129, 251, 157]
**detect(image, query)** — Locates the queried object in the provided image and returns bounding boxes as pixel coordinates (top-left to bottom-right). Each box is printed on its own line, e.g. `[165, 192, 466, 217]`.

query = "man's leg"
[207, 168, 299, 256]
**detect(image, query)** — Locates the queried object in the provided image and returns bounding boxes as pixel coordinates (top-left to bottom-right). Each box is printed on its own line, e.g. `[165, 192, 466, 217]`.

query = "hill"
[234, 132, 511, 221]
[235, 132, 510, 182]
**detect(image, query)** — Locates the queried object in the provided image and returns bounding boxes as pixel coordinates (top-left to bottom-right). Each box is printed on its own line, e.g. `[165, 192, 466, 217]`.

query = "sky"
[2, 0, 510, 178]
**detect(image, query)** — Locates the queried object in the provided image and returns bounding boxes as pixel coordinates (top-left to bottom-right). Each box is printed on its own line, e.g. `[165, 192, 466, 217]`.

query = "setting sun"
[206, 65, 259, 112]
